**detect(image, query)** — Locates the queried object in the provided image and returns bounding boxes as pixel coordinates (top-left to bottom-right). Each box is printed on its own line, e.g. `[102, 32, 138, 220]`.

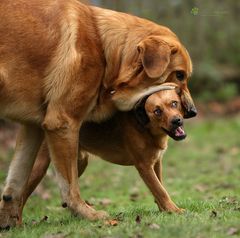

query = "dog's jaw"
[162, 126, 187, 141]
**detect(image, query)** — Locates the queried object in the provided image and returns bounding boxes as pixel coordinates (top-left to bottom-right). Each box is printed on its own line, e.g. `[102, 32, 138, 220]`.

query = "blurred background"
[0, 2, 239, 232]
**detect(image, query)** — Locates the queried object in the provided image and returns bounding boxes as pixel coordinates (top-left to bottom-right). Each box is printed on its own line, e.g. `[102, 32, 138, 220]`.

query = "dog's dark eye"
[154, 108, 162, 117]
[176, 71, 185, 81]
[171, 101, 178, 108]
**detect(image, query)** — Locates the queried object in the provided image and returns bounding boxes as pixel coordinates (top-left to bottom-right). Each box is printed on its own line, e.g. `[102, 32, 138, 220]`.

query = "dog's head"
[136, 83, 186, 141]
[110, 35, 197, 119]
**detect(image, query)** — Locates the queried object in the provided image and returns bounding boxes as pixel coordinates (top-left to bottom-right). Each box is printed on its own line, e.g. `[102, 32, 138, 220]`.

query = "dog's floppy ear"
[134, 105, 150, 126]
[137, 37, 173, 78]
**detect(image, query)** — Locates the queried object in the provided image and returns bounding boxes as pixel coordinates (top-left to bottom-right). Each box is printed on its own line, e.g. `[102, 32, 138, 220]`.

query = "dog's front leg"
[43, 108, 108, 221]
[154, 159, 185, 213]
[136, 164, 183, 213]
[0, 124, 44, 229]
[154, 159, 163, 184]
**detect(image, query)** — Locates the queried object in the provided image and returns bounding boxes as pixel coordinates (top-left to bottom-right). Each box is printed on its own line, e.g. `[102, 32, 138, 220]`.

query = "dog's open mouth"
[162, 126, 187, 141]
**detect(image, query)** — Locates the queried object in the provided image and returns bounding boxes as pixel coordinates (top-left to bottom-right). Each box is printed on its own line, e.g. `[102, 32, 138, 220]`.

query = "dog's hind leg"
[0, 124, 44, 229]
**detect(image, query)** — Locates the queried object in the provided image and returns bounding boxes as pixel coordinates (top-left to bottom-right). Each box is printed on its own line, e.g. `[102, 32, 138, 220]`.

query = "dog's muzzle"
[181, 90, 197, 119]
[185, 106, 197, 118]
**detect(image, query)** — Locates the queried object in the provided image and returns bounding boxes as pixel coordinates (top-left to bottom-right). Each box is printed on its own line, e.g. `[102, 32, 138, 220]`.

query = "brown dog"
[21, 83, 186, 219]
[0, 0, 196, 228]
[80, 84, 187, 213]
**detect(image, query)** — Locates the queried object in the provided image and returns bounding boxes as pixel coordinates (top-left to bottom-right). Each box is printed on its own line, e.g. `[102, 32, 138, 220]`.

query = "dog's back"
[0, 0, 104, 122]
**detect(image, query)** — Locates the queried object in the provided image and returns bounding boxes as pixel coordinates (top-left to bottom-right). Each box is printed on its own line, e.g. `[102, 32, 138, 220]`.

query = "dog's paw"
[158, 201, 185, 214]
[88, 209, 109, 221]
[70, 202, 109, 221]
[173, 207, 185, 214]
[0, 199, 21, 229]
[166, 205, 185, 214]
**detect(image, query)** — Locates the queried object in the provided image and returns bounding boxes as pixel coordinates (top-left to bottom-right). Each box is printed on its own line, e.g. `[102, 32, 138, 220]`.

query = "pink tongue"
[175, 127, 185, 137]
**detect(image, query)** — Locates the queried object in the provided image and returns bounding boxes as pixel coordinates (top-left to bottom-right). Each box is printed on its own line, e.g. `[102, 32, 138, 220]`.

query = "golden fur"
[0, 0, 196, 228]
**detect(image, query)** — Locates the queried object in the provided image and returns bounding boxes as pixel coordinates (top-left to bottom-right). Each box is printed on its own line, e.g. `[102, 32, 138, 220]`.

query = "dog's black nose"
[185, 106, 197, 119]
[171, 117, 183, 127]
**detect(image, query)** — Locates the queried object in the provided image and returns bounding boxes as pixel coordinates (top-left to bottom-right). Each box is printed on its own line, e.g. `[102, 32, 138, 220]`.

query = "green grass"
[1, 116, 240, 238]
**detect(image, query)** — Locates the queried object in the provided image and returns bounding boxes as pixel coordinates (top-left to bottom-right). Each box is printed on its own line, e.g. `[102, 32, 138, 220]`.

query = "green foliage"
[214, 84, 238, 102]
[189, 61, 238, 102]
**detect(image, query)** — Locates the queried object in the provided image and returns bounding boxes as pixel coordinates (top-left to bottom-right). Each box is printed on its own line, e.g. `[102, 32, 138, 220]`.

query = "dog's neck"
[93, 7, 137, 86]
[92, 6, 168, 88]
[89, 6, 177, 122]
